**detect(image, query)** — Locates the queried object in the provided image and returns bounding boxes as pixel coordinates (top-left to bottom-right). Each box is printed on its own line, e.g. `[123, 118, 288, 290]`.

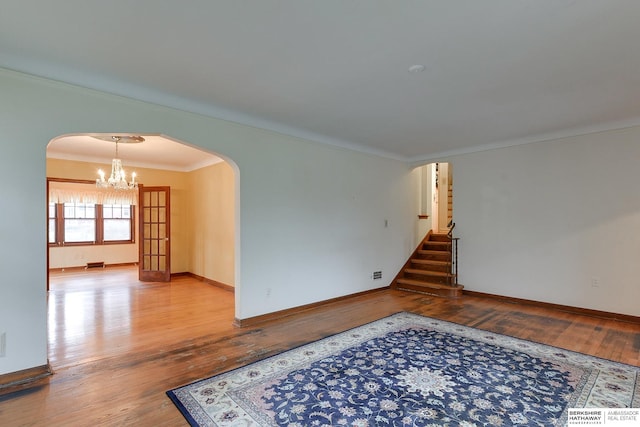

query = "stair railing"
[447, 220, 459, 287]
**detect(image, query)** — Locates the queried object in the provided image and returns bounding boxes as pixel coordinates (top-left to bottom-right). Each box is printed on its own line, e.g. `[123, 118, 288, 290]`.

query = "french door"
[138, 186, 171, 282]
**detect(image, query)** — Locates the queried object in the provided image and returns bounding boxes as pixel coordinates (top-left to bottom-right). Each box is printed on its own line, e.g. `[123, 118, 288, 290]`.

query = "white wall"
[451, 126, 640, 316]
[0, 68, 414, 375]
[239, 138, 414, 316]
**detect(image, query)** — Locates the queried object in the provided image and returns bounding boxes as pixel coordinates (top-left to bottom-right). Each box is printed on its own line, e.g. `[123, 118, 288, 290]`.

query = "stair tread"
[428, 239, 452, 243]
[411, 259, 451, 266]
[418, 249, 450, 254]
[404, 269, 454, 277]
[396, 278, 462, 289]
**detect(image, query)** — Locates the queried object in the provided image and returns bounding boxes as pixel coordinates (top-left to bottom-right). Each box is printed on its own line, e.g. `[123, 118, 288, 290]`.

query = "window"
[103, 204, 133, 242]
[64, 202, 96, 243]
[49, 202, 134, 246]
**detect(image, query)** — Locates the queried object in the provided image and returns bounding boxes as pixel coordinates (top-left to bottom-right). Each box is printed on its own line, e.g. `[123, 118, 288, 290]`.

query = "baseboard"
[49, 262, 137, 272]
[176, 272, 234, 293]
[0, 363, 53, 395]
[234, 286, 391, 328]
[463, 290, 640, 324]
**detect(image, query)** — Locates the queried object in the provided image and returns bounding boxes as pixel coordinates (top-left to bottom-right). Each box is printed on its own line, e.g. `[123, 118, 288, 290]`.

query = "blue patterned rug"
[167, 312, 639, 426]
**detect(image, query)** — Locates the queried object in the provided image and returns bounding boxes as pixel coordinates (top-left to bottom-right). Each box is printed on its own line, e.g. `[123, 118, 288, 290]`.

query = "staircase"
[393, 230, 463, 298]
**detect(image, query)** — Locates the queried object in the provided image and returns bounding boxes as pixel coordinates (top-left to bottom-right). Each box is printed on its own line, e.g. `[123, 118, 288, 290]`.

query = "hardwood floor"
[1, 266, 638, 426]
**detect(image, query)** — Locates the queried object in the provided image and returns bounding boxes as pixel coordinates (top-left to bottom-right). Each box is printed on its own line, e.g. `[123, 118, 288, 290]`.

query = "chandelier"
[95, 135, 143, 190]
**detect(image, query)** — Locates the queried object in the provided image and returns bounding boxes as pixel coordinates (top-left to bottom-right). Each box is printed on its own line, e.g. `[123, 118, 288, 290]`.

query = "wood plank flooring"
[1, 266, 638, 426]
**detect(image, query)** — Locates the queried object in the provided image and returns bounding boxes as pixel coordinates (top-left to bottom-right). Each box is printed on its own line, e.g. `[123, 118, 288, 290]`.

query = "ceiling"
[47, 134, 222, 172]
[3, 1, 640, 165]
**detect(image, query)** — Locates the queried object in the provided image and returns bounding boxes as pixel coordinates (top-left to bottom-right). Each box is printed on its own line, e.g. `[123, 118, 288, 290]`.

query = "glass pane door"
[139, 186, 171, 282]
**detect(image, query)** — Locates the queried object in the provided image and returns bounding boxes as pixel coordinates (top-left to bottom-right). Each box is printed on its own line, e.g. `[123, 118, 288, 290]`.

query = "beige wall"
[188, 162, 235, 286]
[46, 157, 235, 286]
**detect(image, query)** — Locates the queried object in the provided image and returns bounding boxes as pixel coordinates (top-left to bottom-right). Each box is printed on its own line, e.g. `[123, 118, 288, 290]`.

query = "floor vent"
[373, 271, 382, 280]
[86, 261, 105, 269]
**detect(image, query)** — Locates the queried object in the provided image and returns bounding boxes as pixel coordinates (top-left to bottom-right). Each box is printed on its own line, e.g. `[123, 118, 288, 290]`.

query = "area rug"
[167, 312, 640, 426]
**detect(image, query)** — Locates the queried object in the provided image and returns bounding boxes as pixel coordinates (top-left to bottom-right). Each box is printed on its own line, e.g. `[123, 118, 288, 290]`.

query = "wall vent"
[372, 271, 382, 280]
[86, 261, 105, 269]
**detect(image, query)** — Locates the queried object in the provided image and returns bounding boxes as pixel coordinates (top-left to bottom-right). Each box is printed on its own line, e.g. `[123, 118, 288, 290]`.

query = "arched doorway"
[45, 133, 239, 365]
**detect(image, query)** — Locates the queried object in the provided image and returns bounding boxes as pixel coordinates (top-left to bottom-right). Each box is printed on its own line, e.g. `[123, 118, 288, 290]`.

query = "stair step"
[395, 278, 464, 298]
[420, 248, 450, 256]
[404, 268, 452, 277]
[423, 241, 450, 248]
[429, 234, 451, 242]
[416, 250, 451, 261]
[410, 260, 451, 273]
[411, 259, 450, 267]
[403, 268, 455, 285]
[396, 278, 454, 289]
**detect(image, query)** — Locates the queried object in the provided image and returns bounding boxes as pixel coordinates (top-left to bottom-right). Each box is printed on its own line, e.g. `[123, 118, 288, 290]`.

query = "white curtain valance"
[49, 182, 138, 206]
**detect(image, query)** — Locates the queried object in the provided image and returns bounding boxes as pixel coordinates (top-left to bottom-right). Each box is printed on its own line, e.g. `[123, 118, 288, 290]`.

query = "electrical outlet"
[591, 277, 600, 288]
[266, 287, 271, 297]
[0, 332, 6, 357]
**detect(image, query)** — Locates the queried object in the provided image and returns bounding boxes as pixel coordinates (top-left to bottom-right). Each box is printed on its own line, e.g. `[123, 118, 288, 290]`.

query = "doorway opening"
[416, 162, 453, 238]
[45, 133, 239, 368]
